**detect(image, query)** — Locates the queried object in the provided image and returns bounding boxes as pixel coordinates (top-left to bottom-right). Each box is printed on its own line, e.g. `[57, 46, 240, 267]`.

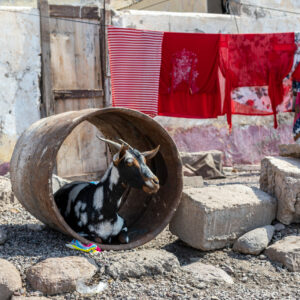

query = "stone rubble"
[106, 249, 180, 280]
[26, 256, 98, 295]
[182, 261, 234, 284]
[0, 228, 7, 245]
[260, 156, 300, 224]
[233, 225, 274, 255]
[1, 171, 300, 299]
[265, 235, 300, 271]
[0, 258, 22, 300]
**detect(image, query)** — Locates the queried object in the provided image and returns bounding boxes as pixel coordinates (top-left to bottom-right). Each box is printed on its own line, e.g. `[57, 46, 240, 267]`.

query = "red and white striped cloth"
[108, 26, 163, 116]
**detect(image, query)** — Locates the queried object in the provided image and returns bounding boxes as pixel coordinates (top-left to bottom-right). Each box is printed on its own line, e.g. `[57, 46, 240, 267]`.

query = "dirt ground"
[0, 170, 300, 300]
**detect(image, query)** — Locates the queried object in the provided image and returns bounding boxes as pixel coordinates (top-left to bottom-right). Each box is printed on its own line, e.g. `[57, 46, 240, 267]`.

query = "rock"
[26, 256, 97, 295]
[26, 223, 45, 232]
[0, 176, 16, 206]
[0, 162, 9, 176]
[183, 176, 204, 188]
[0, 228, 7, 245]
[260, 156, 300, 224]
[265, 236, 300, 271]
[11, 297, 49, 300]
[170, 185, 276, 250]
[233, 225, 274, 255]
[279, 144, 300, 158]
[274, 223, 285, 231]
[106, 249, 179, 279]
[0, 259, 22, 300]
[180, 151, 223, 173]
[51, 174, 70, 194]
[182, 262, 234, 284]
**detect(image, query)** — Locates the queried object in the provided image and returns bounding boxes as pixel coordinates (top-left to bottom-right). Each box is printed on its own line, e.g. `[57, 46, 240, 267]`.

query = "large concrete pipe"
[10, 108, 183, 250]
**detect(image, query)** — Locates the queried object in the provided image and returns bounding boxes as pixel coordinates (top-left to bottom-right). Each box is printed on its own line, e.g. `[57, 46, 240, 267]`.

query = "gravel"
[1, 170, 300, 299]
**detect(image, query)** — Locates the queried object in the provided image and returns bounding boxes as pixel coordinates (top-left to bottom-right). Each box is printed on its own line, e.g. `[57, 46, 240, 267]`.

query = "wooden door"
[42, 4, 108, 180]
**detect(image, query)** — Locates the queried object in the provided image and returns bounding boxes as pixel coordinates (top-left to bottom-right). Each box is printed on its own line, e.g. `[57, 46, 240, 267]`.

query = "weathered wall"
[112, 10, 300, 165]
[0, 7, 41, 163]
[0, 0, 104, 7]
[233, 0, 300, 18]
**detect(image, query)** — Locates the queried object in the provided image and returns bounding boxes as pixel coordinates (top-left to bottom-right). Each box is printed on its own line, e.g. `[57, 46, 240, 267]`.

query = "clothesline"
[108, 26, 300, 129]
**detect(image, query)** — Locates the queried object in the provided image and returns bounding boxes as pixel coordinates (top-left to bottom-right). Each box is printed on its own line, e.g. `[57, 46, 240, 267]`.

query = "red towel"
[220, 33, 296, 128]
[108, 26, 163, 116]
[158, 32, 222, 119]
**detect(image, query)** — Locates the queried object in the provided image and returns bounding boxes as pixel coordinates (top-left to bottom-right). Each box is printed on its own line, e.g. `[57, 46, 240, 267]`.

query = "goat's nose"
[152, 176, 159, 185]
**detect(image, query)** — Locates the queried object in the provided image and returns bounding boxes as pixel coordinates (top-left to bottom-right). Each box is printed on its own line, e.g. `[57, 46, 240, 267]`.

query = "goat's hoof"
[118, 232, 130, 244]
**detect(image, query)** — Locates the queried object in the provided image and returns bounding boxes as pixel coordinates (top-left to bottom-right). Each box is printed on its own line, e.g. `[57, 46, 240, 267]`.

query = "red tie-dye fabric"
[158, 32, 222, 119]
[220, 33, 296, 128]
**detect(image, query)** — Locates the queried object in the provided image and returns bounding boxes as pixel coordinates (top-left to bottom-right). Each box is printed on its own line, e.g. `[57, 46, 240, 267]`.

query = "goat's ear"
[142, 145, 160, 160]
[113, 144, 128, 166]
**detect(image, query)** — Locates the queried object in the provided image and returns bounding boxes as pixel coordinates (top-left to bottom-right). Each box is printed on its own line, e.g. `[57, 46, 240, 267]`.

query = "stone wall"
[0, 7, 41, 163]
[112, 10, 300, 165]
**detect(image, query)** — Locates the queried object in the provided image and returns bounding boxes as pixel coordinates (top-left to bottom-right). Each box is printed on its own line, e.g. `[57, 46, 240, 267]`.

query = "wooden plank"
[50, 18, 102, 90]
[49, 5, 100, 19]
[39, 0, 55, 117]
[54, 89, 103, 100]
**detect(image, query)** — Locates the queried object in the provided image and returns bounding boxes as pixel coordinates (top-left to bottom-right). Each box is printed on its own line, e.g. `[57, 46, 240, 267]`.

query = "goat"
[54, 137, 160, 244]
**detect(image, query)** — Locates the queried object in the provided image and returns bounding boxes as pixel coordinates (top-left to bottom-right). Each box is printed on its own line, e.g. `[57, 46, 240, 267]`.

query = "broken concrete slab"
[183, 176, 204, 188]
[170, 185, 276, 251]
[265, 236, 300, 271]
[260, 156, 300, 225]
[180, 151, 223, 173]
[279, 144, 300, 158]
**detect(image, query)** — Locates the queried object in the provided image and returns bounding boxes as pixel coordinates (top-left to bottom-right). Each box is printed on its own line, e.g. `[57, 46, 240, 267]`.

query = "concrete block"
[265, 236, 300, 271]
[279, 144, 300, 158]
[183, 176, 204, 188]
[260, 156, 300, 225]
[170, 185, 276, 251]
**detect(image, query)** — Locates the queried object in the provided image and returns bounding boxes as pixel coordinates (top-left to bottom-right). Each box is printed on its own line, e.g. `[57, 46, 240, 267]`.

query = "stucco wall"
[112, 10, 300, 165]
[235, 0, 300, 18]
[0, 7, 41, 163]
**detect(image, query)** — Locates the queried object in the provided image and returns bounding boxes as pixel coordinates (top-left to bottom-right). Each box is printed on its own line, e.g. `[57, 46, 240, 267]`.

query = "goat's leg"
[118, 220, 130, 244]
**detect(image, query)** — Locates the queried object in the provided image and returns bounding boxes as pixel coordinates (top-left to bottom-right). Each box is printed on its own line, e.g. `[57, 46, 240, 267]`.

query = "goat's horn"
[118, 138, 133, 150]
[96, 135, 122, 150]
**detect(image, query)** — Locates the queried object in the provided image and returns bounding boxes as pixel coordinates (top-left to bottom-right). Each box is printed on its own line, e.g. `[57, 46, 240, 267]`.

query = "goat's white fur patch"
[80, 212, 88, 225]
[89, 215, 124, 240]
[67, 183, 88, 215]
[74, 201, 82, 218]
[81, 203, 87, 211]
[112, 215, 124, 236]
[109, 166, 120, 190]
[93, 186, 104, 210]
[100, 163, 112, 183]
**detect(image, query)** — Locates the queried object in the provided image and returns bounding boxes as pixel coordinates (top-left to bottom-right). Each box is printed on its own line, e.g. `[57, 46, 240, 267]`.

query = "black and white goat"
[54, 137, 160, 244]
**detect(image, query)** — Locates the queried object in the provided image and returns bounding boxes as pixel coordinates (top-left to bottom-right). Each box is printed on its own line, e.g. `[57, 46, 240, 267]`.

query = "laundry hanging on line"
[108, 26, 299, 128]
[107, 26, 163, 117]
